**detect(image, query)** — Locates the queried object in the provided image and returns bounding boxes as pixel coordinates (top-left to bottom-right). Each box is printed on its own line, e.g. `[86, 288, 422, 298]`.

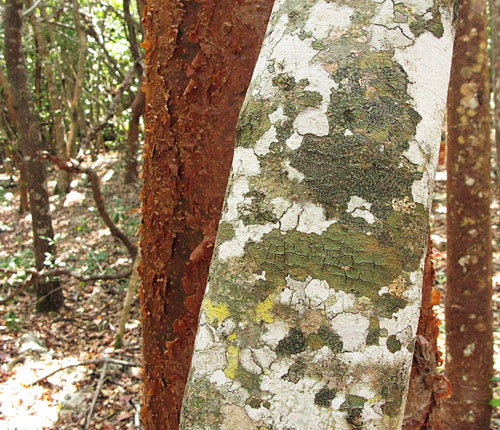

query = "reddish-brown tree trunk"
[140, 1, 273, 428]
[404, 236, 451, 430]
[4, 0, 63, 312]
[442, 0, 493, 428]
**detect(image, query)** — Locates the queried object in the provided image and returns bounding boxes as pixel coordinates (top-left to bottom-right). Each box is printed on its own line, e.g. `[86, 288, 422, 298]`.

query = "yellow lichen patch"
[204, 299, 230, 325]
[369, 394, 383, 404]
[227, 333, 237, 341]
[254, 296, 275, 324]
[224, 345, 239, 379]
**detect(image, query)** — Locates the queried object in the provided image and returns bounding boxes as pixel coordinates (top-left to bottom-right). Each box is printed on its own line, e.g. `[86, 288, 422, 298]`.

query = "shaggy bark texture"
[139, 1, 273, 428]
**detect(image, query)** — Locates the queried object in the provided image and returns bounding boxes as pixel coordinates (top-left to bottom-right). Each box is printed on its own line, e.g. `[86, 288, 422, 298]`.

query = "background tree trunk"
[491, 0, 500, 195]
[31, 13, 69, 195]
[140, 0, 273, 428]
[180, 1, 456, 429]
[442, 0, 493, 428]
[124, 89, 145, 184]
[4, 0, 63, 312]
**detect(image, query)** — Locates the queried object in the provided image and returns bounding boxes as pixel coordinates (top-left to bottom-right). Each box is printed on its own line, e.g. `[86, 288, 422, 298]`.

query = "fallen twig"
[43, 152, 138, 259]
[84, 361, 109, 430]
[0, 267, 132, 306]
[29, 357, 140, 386]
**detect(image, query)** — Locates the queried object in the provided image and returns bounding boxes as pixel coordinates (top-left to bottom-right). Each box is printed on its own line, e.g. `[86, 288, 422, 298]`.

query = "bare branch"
[29, 357, 140, 386]
[43, 153, 138, 259]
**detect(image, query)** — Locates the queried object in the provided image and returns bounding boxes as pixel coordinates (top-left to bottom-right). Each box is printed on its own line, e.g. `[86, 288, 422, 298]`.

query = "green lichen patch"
[386, 335, 402, 353]
[180, 378, 224, 429]
[247, 224, 406, 318]
[314, 387, 338, 407]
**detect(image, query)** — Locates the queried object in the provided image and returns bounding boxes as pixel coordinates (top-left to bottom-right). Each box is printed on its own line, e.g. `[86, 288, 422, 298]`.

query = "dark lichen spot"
[314, 387, 337, 407]
[318, 326, 343, 353]
[340, 395, 367, 428]
[366, 317, 381, 346]
[386, 335, 402, 353]
[282, 360, 306, 383]
[291, 50, 422, 221]
[276, 327, 307, 355]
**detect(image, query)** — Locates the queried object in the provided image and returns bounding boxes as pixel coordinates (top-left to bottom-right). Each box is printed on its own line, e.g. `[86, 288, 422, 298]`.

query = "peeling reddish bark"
[442, 0, 493, 428]
[139, 1, 273, 428]
[404, 236, 451, 430]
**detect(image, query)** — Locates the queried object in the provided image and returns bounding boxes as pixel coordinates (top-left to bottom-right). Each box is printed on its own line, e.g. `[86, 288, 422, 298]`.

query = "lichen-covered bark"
[4, 0, 62, 312]
[140, 1, 273, 428]
[403, 236, 451, 430]
[180, 1, 456, 429]
[441, 1, 493, 428]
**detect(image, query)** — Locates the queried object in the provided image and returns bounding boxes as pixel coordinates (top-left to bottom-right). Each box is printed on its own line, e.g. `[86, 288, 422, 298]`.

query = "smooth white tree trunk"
[180, 1, 456, 429]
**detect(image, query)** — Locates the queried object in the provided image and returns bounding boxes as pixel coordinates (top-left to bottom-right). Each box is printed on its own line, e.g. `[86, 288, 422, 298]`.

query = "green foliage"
[84, 249, 109, 273]
[6, 311, 21, 332]
[0, 0, 142, 156]
[489, 398, 500, 407]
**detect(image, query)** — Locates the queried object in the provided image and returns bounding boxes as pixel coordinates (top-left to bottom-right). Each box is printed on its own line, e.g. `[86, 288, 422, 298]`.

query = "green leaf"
[491, 377, 500, 382]
[489, 398, 500, 407]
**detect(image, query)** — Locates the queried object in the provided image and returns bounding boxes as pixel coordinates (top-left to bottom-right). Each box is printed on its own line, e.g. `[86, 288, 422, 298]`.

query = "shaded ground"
[0, 152, 498, 429]
[0, 153, 142, 430]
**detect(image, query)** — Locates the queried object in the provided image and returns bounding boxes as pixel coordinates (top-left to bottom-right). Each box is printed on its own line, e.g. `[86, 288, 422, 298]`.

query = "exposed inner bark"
[140, 1, 273, 428]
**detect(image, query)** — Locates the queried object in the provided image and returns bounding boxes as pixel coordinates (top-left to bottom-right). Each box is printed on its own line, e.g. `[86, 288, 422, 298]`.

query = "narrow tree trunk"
[124, 88, 145, 184]
[180, 1, 456, 429]
[31, 14, 69, 195]
[140, 0, 273, 428]
[442, 0, 493, 428]
[67, 0, 87, 160]
[4, 0, 63, 312]
[491, 0, 500, 194]
[0, 66, 28, 213]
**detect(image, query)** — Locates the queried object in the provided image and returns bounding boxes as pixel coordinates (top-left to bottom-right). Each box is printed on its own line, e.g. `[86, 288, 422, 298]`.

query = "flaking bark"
[139, 1, 273, 428]
[180, 1, 456, 429]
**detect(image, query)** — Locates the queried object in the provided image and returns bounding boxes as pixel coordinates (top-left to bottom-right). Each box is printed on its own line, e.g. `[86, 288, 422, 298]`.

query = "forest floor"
[0, 152, 499, 429]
